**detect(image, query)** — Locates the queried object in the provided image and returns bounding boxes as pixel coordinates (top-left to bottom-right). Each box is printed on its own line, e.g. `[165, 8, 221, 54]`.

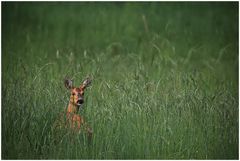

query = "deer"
[54, 77, 93, 139]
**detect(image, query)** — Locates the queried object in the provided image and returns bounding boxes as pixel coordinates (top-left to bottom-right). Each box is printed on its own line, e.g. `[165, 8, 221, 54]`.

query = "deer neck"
[67, 102, 79, 114]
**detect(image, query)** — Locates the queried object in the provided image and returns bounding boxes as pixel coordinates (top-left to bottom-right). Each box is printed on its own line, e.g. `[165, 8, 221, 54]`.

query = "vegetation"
[2, 2, 238, 159]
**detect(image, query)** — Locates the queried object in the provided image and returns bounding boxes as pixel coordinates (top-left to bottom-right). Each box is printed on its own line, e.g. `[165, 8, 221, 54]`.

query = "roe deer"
[54, 77, 93, 139]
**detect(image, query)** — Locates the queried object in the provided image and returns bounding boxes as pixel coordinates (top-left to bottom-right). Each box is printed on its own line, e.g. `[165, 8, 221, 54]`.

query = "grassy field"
[2, 2, 239, 159]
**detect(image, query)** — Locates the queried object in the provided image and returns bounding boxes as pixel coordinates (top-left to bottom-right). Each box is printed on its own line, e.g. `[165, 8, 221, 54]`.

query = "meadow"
[2, 2, 238, 159]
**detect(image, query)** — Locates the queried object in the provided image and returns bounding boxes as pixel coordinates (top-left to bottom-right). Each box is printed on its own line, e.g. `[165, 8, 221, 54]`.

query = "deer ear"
[81, 77, 92, 89]
[64, 78, 73, 89]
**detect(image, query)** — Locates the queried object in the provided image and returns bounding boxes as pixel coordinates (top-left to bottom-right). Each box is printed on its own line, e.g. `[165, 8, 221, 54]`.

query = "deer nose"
[77, 99, 84, 104]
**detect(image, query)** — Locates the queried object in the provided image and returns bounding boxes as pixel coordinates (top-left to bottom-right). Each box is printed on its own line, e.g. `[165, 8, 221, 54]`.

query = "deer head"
[64, 77, 92, 107]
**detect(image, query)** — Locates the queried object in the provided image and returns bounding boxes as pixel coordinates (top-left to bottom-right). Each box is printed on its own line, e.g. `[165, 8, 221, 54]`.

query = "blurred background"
[2, 2, 238, 159]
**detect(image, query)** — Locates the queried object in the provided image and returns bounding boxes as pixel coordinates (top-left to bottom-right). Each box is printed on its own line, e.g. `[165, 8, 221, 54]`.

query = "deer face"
[65, 77, 92, 107]
[70, 87, 84, 106]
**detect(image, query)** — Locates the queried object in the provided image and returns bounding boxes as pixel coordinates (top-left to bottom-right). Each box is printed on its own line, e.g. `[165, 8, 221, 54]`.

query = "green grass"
[2, 2, 238, 159]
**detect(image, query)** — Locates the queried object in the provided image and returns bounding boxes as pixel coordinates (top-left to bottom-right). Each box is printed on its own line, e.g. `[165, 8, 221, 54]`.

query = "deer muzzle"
[77, 98, 84, 105]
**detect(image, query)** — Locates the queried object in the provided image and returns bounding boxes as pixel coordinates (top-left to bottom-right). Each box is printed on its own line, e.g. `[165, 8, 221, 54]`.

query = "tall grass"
[2, 2, 238, 159]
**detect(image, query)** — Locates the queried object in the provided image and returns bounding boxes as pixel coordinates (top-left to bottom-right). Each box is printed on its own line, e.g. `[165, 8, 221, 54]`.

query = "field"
[2, 2, 239, 159]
